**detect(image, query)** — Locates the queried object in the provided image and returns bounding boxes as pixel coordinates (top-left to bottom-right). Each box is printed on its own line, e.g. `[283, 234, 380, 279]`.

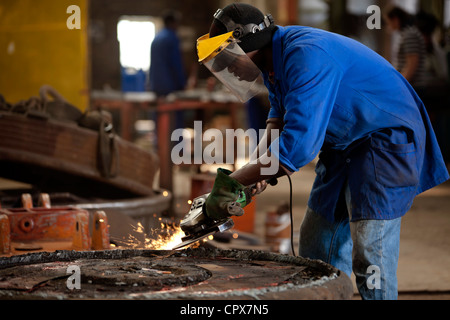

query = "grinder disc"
[172, 218, 234, 250]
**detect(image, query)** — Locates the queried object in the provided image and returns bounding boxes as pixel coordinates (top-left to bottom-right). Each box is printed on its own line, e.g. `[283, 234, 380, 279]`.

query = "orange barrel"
[232, 197, 255, 233]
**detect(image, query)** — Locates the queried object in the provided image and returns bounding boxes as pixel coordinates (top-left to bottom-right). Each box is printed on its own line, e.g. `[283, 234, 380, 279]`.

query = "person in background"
[416, 11, 448, 84]
[148, 10, 187, 136]
[386, 6, 427, 89]
[415, 11, 450, 169]
[149, 10, 186, 97]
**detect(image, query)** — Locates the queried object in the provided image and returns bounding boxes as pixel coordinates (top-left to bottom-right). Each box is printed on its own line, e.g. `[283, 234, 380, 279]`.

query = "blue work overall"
[264, 26, 449, 299]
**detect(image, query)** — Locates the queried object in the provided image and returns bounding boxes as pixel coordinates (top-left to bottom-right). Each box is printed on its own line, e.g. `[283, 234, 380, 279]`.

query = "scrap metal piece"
[0, 194, 101, 255]
[72, 211, 91, 250]
[91, 211, 110, 250]
[21, 194, 33, 209]
[38, 193, 51, 209]
[2, 204, 90, 242]
[0, 248, 354, 300]
[0, 214, 10, 254]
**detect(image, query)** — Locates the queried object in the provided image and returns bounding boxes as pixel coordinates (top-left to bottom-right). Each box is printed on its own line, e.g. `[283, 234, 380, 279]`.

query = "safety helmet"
[197, 4, 275, 102]
[210, 3, 276, 53]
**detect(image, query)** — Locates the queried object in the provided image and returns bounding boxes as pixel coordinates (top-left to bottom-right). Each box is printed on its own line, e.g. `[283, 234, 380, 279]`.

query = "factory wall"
[0, 0, 89, 111]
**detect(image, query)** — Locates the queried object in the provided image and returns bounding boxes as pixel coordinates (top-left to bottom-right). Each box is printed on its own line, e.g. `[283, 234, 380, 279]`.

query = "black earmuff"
[232, 27, 244, 39]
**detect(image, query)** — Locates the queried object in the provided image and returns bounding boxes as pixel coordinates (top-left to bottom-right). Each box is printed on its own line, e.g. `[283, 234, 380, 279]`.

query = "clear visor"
[203, 42, 264, 102]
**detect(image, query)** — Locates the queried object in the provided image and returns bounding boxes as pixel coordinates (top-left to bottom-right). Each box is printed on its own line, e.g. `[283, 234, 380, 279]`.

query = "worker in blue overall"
[149, 10, 186, 141]
[197, 3, 449, 299]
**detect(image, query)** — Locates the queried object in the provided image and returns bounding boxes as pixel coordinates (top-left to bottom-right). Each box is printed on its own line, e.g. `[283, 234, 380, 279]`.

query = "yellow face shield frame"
[197, 32, 265, 102]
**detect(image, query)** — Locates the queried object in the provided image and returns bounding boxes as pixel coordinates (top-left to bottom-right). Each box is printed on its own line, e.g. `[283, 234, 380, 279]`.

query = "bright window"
[117, 17, 156, 71]
[445, 0, 450, 27]
[392, 0, 419, 14]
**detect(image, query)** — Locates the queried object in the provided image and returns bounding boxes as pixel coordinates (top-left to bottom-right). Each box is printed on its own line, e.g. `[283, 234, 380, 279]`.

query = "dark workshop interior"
[0, 0, 450, 301]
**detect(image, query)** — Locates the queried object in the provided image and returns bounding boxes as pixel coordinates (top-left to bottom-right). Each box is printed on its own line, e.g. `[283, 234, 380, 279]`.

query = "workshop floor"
[172, 161, 450, 300]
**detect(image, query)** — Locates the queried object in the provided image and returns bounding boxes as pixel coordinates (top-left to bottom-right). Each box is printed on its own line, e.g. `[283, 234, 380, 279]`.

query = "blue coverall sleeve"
[271, 45, 343, 172]
[267, 89, 282, 119]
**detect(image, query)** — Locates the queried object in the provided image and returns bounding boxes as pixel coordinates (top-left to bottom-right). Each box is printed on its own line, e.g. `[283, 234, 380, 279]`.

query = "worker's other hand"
[205, 168, 249, 220]
[251, 180, 268, 196]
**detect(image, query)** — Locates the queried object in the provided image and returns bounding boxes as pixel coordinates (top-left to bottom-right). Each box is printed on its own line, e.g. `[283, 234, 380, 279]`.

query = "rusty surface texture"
[0, 110, 158, 198]
[0, 248, 353, 300]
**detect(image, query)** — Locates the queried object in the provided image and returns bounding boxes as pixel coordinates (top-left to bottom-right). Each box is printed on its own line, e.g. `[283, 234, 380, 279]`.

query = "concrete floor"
[172, 161, 450, 300]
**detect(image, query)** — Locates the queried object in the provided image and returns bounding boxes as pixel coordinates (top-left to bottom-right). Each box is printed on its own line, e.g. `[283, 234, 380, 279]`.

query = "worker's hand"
[251, 180, 268, 196]
[205, 168, 250, 220]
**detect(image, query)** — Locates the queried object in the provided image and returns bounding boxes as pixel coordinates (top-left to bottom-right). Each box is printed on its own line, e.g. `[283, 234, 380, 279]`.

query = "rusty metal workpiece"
[0, 248, 353, 300]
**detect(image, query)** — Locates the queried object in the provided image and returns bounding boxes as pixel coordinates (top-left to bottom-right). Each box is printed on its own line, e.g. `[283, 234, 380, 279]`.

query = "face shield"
[197, 32, 265, 102]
